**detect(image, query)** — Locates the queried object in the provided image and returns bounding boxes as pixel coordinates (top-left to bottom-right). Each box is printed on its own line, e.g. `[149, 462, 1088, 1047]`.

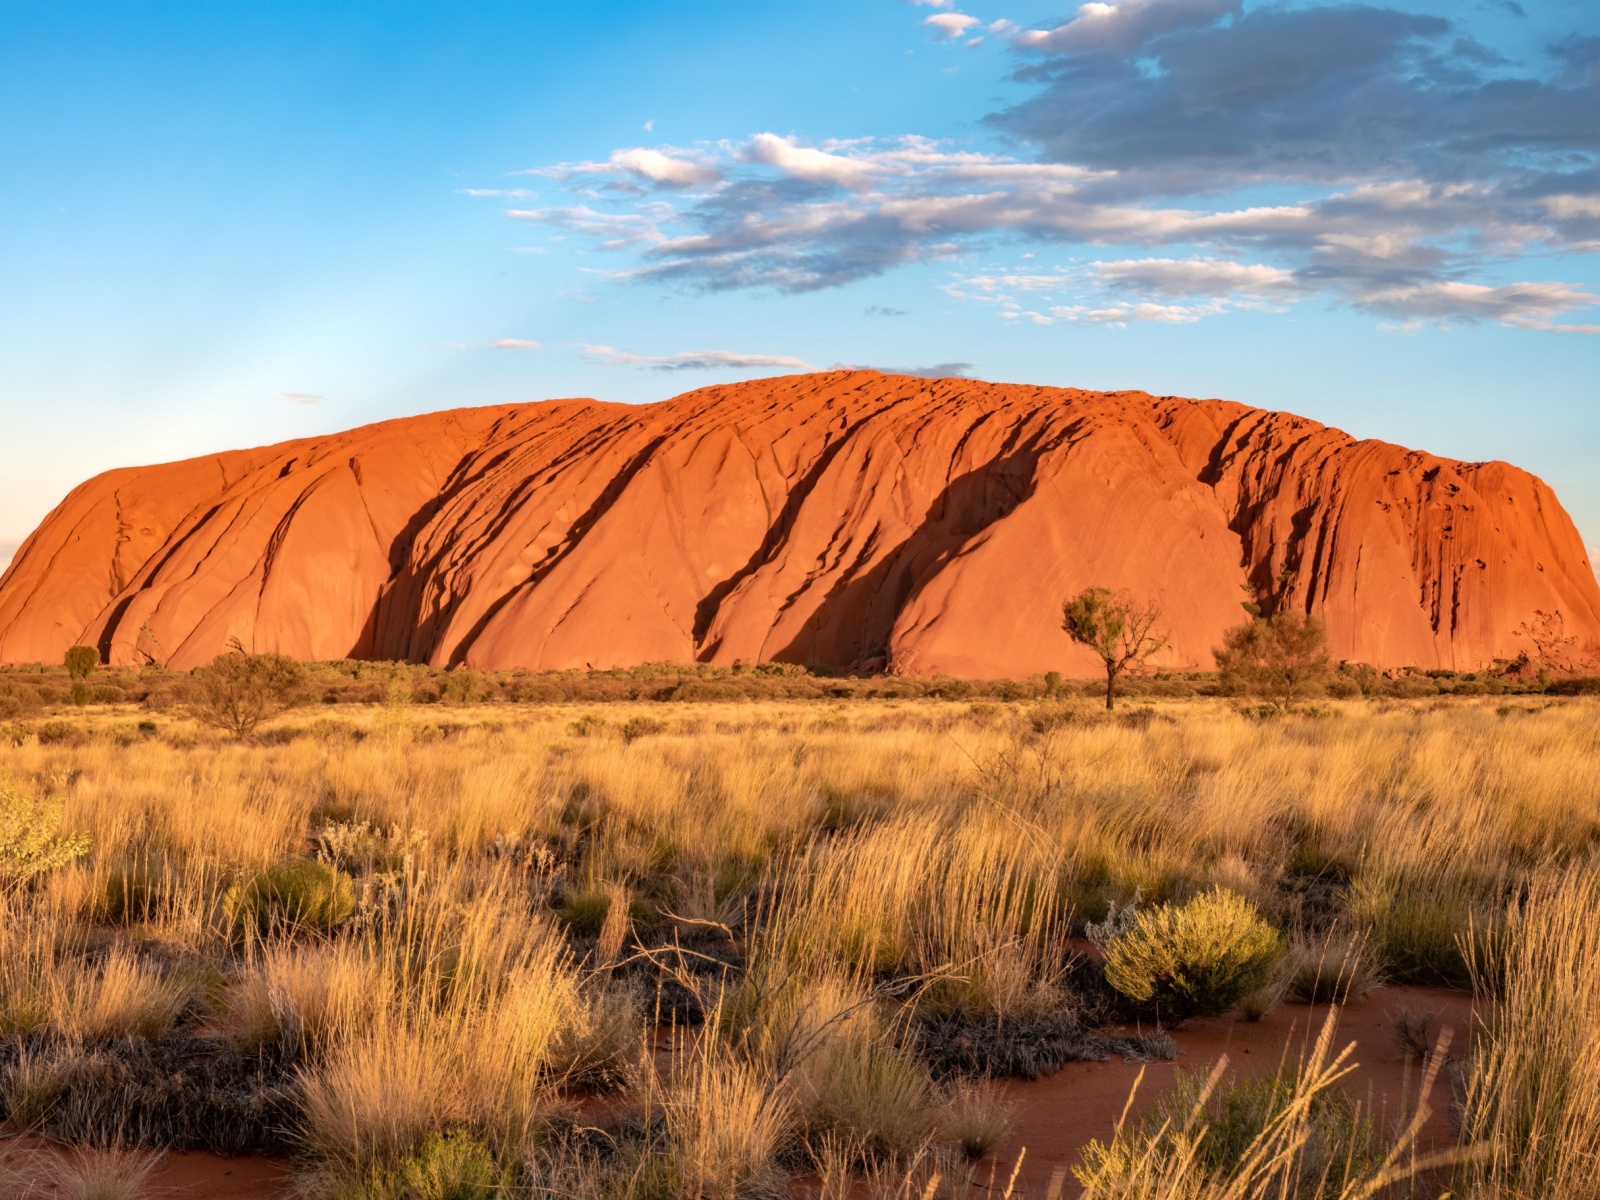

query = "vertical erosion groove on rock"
[0, 371, 1596, 676]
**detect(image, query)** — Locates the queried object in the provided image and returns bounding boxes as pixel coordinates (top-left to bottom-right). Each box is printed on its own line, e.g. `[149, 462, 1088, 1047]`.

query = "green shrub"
[0, 781, 92, 891]
[1347, 875, 1488, 988]
[557, 888, 613, 936]
[1102, 889, 1285, 1022]
[621, 716, 666, 744]
[1078, 1064, 1378, 1198]
[439, 670, 485, 706]
[225, 859, 355, 939]
[36, 721, 87, 746]
[350, 1131, 509, 1200]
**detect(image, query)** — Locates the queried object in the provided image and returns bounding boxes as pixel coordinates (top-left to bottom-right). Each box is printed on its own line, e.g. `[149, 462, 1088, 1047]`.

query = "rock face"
[2, 371, 1596, 677]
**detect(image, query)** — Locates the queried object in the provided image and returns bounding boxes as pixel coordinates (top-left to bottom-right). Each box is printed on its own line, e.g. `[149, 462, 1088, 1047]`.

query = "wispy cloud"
[925, 12, 980, 39]
[487, 338, 542, 349]
[523, 146, 721, 188]
[479, 6, 1600, 333]
[578, 345, 815, 372]
[278, 392, 322, 404]
[1015, 0, 1238, 54]
[945, 255, 1307, 325]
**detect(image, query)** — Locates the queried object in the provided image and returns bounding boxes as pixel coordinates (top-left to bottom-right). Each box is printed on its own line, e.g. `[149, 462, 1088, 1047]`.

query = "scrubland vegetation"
[0, 672, 1597, 1198]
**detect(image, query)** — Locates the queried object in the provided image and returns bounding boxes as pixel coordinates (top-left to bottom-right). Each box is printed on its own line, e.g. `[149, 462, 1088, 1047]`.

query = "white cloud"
[998, 299, 1228, 325]
[528, 146, 720, 188]
[487, 338, 542, 349]
[1017, 0, 1239, 54]
[456, 188, 537, 199]
[1090, 257, 1300, 297]
[907, 0, 954, 6]
[278, 392, 322, 404]
[506, 203, 673, 248]
[1544, 195, 1600, 220]
[744, 134, 885, 190]
[578, 345, 815, 372]
[925, 13, 980, 38]
[947, 255, 1303, 323]
[1355, 279, 1599, 327]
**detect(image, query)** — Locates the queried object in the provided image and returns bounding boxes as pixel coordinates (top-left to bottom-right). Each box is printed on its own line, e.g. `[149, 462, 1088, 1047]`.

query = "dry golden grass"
[50, 1148, 161, 1200]
[0, 694, 1595, 1197]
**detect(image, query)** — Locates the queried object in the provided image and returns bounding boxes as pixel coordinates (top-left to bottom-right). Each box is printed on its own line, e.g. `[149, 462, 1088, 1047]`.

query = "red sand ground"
[4, 371, 1596, 676]
[0, 1137, 293, 1198]
[1, 985, 1471, 1199]
[991, 984, 1475, 1196]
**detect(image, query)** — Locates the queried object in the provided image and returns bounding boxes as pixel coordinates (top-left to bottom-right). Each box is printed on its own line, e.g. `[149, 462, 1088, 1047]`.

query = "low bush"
[51, 1147, 159, 1200]
[225, 860, 355, 940]
[1347, 874, 1488, 988]
[1101, 889, 1285, 1023]
[936, 1081, 1016, 1160]
[0, 782, 92, 891]
[1078, 1064, 1379, 1199]
[352, 1130, 510, 1200]
[54, 948, 191, 1041]
[1282, 929, 1382, 1004]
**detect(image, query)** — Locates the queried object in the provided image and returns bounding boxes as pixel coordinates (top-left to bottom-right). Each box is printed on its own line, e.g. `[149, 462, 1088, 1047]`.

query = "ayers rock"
[1, 371, 1597, 678]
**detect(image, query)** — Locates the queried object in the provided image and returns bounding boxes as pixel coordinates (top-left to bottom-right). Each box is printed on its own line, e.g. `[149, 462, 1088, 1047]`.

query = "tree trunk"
[1105, 662, 1116, 710]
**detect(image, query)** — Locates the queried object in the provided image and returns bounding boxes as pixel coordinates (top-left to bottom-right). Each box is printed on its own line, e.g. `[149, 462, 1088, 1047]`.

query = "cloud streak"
[278, 392, 322, 404]
[578, 345, 815, 372]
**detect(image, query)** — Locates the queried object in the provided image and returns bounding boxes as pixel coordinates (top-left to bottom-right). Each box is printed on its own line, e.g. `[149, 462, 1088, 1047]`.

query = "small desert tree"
[64, 644, 99, 707]
[1061, 587, 1168, 711]
[1214, 610, 1332, 712]
[64, 644, 99, 680]
[187, 650, 310, 738]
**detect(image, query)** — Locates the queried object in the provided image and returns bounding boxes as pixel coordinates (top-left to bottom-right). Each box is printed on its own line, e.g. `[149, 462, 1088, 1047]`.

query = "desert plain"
[0, 370, 1598, 1200]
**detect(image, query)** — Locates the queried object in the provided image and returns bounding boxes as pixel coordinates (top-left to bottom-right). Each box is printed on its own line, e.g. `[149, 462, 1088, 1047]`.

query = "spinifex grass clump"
[225, 859, 355, 940]
[1102, 889, 1285, 1023]
[1456, 865, 1600, 1198]
[1282, 929, 1383, 1005]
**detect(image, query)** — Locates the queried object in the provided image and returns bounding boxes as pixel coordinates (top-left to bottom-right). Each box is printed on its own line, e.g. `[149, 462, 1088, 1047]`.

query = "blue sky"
[2, 0, 1597, 575]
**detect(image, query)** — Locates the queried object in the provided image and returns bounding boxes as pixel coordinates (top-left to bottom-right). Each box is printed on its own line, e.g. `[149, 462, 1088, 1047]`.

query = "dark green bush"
[224, 860, 355, 939]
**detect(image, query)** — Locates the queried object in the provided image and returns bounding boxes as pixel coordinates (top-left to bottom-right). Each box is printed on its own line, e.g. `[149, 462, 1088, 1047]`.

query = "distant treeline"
[0, 656, 1584, 721]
